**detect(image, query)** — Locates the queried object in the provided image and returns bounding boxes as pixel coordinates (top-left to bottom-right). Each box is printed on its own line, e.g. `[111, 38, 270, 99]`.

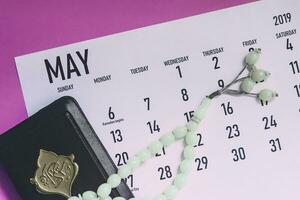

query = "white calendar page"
[15, 0, 299, 199]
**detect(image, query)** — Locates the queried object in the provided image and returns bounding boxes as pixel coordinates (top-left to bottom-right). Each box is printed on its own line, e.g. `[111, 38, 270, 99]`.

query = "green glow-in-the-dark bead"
[251, 69, 270, 82]
[240, 78, 256, 93]
[245, 49, 261, 66]
[118, 164, 132, 178]
[186, 120, 198, 132]
[164, 185, 178, 200]
[193, 98, 212, 122]
[102, 197, 112, 200]
[185, 132, 198, 146]
[153, 194, 167, 200]
[107, 174, 121, 188]
[179, 159, 192, 174]
[258, 89, 278, 102]
[148, 140, 163, 155]
[68, 197, 80, 200]
[183, 145, 195, 159]
[127, 156, 141, 171]
[159, 132, 175, 147]
[82, 191, 97, 200]
[174, 173, 187, 189]
[173, 126, 187, 139]
[97, 183, 112, 198]
[113, 197, 126, 200]
[137, 149, 151, 162]
[247, 64, 257, 71]
[101, 197, 112, 200]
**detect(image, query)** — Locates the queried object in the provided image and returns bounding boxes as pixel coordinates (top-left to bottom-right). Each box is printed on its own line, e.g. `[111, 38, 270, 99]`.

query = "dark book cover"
[0, 96, 134, 200]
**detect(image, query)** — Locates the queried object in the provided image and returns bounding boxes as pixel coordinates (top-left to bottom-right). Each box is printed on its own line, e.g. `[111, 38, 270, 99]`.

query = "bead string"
[68, 49, 278, 200]
[68, 97, 212, 200]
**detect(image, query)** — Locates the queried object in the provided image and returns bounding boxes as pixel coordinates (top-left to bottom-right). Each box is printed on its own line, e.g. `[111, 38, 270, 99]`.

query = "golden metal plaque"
[30, 149, 79, 198]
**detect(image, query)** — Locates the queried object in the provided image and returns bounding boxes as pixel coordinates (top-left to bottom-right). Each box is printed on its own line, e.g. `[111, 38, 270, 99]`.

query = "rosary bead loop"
[68, 49, 278, 200]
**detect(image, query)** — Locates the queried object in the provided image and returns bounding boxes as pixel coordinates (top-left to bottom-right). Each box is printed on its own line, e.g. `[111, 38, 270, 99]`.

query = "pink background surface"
[0, 0, 253, 199]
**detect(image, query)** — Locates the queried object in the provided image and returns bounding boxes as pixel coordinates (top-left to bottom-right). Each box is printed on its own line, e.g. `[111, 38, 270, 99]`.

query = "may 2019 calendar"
[15, 0, 299, 199]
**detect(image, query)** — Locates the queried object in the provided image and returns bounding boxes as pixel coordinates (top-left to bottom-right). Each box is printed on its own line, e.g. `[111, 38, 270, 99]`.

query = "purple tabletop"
[0, 0, 253, 199]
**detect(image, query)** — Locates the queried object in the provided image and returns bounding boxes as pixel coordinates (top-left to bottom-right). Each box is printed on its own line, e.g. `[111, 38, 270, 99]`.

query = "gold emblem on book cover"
[30, 149, 79, 198]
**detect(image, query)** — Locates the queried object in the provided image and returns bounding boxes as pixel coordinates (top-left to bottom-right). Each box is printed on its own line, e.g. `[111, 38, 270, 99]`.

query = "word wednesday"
[44, 49, 89, 83]
[164, 56, 189, 66]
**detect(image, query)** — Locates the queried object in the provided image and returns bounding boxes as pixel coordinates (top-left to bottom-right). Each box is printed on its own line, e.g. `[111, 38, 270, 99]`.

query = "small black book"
[0, 96, 134, 200]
